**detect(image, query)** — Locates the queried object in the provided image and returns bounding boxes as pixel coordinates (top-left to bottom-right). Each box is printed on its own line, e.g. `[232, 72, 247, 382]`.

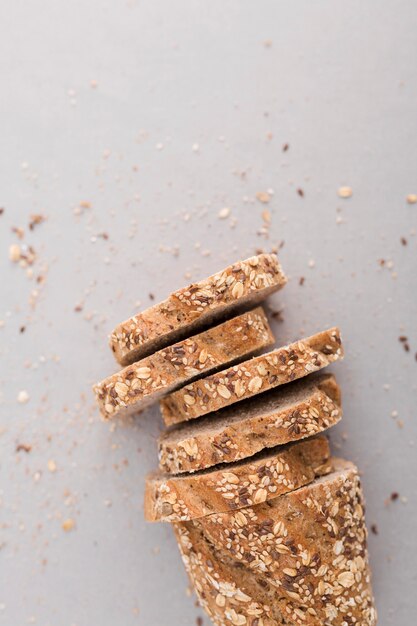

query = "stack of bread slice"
[94, 254, 377, 626]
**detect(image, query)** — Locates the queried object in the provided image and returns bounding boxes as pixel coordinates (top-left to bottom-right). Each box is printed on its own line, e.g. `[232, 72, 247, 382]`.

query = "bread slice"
[145, 437, 331, 523]
[94, 308, 274, 419]
[158, 374, 341, 474]
[174, 521, 284, 625]
[195, 458, 377, 626]
[160, 327, 343, 426]
[110, 253, 287, 366]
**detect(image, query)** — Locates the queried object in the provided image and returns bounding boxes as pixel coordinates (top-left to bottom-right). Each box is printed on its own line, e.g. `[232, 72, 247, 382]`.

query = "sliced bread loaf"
[158, 374, 341, 474]
[160, 327, 343, 426]
[110, 253, 287, 366]
[94, 308, 274, 419]
[145, 437, 330, 522]
[196, 458, 377, 626]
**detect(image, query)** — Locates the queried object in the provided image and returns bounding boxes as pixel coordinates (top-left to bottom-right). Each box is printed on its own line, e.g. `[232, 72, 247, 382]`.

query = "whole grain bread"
[158, 374, 341, 474]
[145, 437, 331, 523]
[94, 308, 274, 419]
[196, 458, 377, 626]
[160, 327, 343, 426]
[174, 521, 284, 625]
[110, 253, 287, 366]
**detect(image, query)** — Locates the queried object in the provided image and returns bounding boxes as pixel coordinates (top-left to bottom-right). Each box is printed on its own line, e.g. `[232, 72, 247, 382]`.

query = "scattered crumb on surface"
[256, 191, 271, 204]
[338, 186, 353, 198]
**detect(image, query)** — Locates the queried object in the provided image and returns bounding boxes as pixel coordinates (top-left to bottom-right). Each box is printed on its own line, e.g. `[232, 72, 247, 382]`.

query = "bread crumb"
[29, 214, 47, 230]
[47, 459, 57, 473]
[256, 191, 271, 204]
[262, 209, 271, 223]
[406, 194, 417, 204]
[338, 186, 353, 198]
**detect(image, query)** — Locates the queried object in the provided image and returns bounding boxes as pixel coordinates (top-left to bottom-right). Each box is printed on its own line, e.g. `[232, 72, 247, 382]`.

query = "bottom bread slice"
[195, 458, 377, 626]
[146, 437, 331, 522]
[174, 521, 287, 625]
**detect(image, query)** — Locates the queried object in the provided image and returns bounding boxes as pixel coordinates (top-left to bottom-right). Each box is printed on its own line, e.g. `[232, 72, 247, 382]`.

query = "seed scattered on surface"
[9, 244, 21, 262]
[406, 194, 417, 204]
[218, 207, 231, 219]
[17, 390, 29, 404]
[338, 186, 353, 198]
[62, 518, 75, 532]
[47, 459, 57, 473]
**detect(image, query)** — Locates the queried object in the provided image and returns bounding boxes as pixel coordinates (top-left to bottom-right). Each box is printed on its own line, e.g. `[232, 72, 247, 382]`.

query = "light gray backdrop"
[1, 1, 416, 625]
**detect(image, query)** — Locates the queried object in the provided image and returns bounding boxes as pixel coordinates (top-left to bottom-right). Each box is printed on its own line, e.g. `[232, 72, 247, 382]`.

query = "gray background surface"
[1, 1, 416, 624]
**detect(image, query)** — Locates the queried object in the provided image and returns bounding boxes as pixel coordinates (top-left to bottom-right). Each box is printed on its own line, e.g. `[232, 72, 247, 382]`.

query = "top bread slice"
[158, 373, 341, 474]
[94, 307, 274, 419]
[195, 458, 377, 626]
[110, 253, 287, 366]
[160, 327, 343, 426]
[145, 436, 331, 523]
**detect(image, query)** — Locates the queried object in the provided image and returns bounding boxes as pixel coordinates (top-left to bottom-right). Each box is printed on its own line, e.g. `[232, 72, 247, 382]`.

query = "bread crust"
[195, 459, 377, 626]
[158, 374, 341, 474]
[160, 327, 343, 426]
[94, 308, 274, 419]
[145, 437, 331, 522]
[110, 253, 287, 366]
[174, 521, 285, 625]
